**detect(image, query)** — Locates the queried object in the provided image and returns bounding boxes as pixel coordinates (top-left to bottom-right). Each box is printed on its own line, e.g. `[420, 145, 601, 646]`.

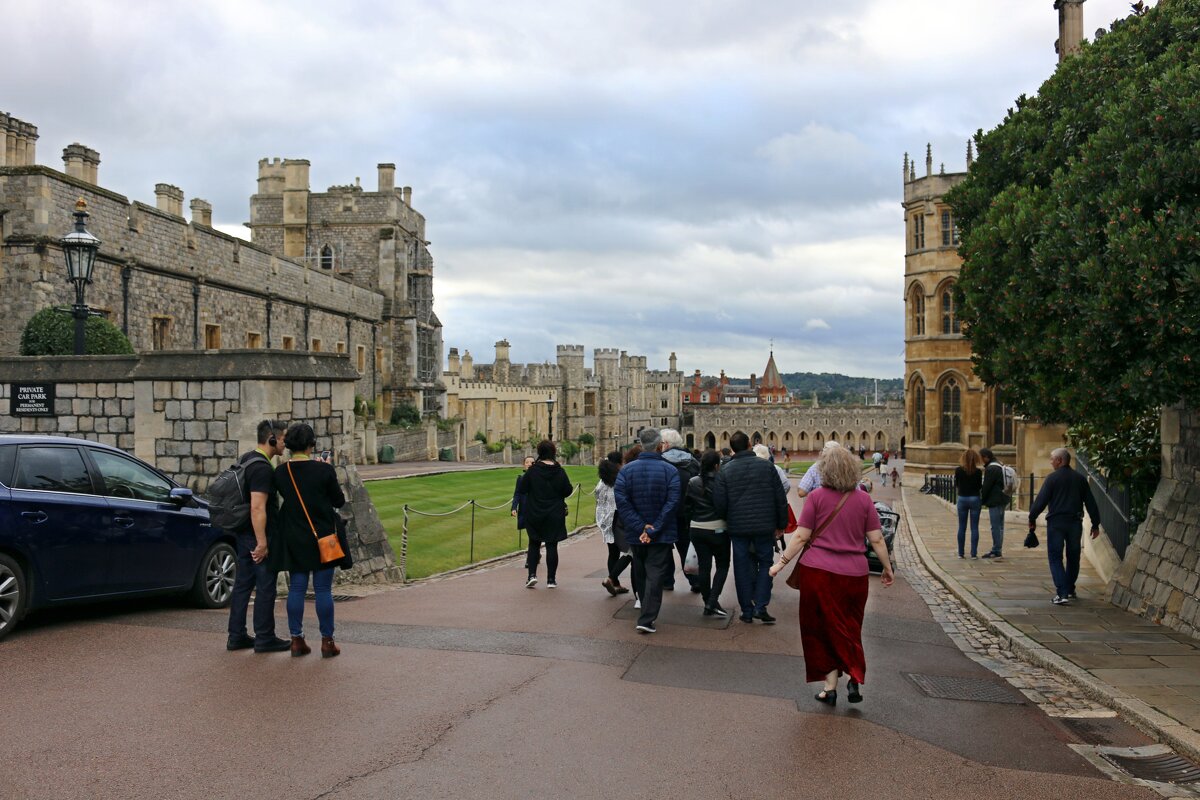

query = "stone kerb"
[0, 350, 401, 583]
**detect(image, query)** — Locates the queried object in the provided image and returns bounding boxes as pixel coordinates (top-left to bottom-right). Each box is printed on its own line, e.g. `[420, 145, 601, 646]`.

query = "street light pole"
[545, 394, 555, 441]
[60, 199, 101, 356]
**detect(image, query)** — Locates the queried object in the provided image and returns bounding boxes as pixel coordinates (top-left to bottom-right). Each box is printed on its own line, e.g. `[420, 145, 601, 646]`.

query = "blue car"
[0, 435, 236, 641]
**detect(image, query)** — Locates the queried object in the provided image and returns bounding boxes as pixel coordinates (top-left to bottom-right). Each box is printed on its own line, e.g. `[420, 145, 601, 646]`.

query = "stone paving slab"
[904, 489, 1200, 764]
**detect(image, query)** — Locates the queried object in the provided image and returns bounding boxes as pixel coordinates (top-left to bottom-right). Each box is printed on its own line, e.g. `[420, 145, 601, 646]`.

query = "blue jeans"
[287, 568, 335, 638]
[986, 504, 1006, 555]
[227, 532, 278, 641]
[731, 533, 775, 615]
[956, 496, 982, 556]
[1046, 521, 1082, 598]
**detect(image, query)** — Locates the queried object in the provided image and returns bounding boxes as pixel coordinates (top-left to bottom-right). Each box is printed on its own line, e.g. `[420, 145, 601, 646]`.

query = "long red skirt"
[797, 564, 869, 684]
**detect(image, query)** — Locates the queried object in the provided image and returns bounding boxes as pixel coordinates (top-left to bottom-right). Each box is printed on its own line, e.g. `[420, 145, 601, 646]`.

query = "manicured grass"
[366, 466, 600, 580]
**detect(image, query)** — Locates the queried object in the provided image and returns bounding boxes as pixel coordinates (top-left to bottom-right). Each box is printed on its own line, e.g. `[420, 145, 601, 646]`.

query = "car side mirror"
[169, 487, 194, 504]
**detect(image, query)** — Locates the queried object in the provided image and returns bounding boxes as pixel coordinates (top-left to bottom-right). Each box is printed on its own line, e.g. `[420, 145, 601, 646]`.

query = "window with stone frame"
[311, 338, 322, 352]
[909, 286, 925, 336]
[912, 376, 926, 440]
[282, 336, 295, 351]
[246, 331, 263, 348]
[912, 212, 925, 250]
[357, 345, 367, 373]
[941, 287, 960, 334]
[940, 209, 960, 247]
[940, 377, 962, 443]
[204, 324, 221, 350]
[992, 388, 1015, 446]
[320, 245, 334, 270]
[375, 348, 384, 372]
[151, 316, 172, 351]
[336, 341, 346, 354]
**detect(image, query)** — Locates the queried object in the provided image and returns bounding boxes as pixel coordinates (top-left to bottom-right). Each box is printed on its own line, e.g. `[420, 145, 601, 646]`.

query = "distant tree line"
[723, 372, 903, 405]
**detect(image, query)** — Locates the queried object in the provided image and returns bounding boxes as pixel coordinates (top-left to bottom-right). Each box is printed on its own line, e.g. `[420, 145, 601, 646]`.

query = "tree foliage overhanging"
[946, 0, 1200, 432]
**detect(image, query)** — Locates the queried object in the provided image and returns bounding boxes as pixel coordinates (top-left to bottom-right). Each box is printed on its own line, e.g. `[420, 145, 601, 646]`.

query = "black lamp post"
[60, 199, 101, 355]
[545, 394, 555, 441]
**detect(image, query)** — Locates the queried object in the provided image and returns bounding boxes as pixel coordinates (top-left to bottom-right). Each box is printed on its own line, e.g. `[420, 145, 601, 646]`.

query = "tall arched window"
[940, 377, 962, 443]
[320, 244, 334, 270]
[941, 287, 960, 334]
[992, 389, 1015, 446]
[912, 376, 926, 441]
[910, 286, 925, 336]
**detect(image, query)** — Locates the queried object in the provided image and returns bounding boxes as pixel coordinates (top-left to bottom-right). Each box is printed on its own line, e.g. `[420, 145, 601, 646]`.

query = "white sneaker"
[634, 599, 642, 609]
[547, 581, 557, 588]
[526, 576, 537, 588]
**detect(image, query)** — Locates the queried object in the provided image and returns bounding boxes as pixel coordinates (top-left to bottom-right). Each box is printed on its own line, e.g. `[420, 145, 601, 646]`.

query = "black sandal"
[815, 689, 837, 706]
[847, 679, 862, 703]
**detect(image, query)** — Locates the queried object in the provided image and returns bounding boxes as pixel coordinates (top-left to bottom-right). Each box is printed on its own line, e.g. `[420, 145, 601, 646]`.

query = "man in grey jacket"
[713, 432, 788, 624]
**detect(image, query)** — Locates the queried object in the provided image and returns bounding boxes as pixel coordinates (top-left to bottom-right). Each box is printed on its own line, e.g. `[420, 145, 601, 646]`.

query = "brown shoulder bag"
[287, 461, 346, 565]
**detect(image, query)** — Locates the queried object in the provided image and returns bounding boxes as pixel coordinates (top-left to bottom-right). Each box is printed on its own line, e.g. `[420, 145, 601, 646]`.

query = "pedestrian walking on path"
[979, 447, 1007, 558]
[954, 449, 983, 558]
[713, 432, 788, 624]
[614, 429, 681, 634]
[1028, 447, 1101, 606]
[596, 453, 631, 596]
[518, 441, 573, 589]
[770, 445, 893, 706]
[685, 449, 730, 617]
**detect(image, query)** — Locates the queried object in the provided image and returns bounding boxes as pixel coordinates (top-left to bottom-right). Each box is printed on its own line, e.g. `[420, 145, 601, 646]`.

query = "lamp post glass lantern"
[545, 395, 555, 441]
[60, 198, 101, 355]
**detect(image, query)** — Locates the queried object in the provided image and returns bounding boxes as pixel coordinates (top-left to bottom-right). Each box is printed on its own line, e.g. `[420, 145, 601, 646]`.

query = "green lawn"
[366, 466, 600, 580]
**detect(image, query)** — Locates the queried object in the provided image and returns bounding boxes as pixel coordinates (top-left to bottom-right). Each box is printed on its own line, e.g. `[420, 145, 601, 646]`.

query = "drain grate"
[905, 673, 1024, 704]
[305, 594, 362, 602]
[1100, 752, 1200, 784]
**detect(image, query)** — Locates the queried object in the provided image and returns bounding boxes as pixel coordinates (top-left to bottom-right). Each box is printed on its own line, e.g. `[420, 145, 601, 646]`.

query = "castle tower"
[556, 345, 586, 440]
[758, 350, 787, 404]
[1055, 0, 1087, 62]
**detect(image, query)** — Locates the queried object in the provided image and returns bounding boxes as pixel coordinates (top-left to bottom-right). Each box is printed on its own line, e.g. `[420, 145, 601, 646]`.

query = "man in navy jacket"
[1029, 448, 1102, 606]
[713, 432, 788, 624]
[615, 428, 680, 634]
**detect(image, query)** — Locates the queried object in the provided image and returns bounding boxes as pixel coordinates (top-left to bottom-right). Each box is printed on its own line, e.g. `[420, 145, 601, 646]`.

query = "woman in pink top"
[769, 446, 894, 706]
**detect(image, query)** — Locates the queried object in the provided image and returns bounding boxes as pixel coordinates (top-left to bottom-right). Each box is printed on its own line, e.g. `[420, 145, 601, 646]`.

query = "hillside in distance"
[725, 372, 903, 405]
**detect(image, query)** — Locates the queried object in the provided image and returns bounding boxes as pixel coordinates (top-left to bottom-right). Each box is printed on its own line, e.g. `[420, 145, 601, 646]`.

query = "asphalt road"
[2, 509, 1159, 800]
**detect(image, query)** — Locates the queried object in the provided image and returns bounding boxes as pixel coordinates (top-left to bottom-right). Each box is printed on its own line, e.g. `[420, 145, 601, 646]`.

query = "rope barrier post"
[574, 482, 581, 529]
[470, 500, 476, 563]
[401, 505, 409, 582]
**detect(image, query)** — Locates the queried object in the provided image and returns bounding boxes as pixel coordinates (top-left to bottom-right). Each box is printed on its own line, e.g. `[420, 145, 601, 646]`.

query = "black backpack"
[207, 454, 266, 532]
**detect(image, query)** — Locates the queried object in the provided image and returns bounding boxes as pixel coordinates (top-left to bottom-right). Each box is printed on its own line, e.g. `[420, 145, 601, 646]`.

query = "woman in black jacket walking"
[686, 449, 730, 616]
[274, 423, 347, 658]
[518, 440, 574, 588]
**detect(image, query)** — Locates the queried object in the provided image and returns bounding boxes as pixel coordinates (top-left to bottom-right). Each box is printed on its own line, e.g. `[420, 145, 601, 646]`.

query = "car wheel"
[0, 554, 28, 642]
[191, 542, 236, 609]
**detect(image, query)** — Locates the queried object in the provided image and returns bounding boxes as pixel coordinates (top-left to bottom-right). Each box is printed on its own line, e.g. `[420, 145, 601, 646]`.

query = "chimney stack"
[155, 183, 184, 216]
[190, 198, 213, 227]
[1055, 0, 1086, 62]
[377, 163, 395, 193]
[402, 186, 412, 206]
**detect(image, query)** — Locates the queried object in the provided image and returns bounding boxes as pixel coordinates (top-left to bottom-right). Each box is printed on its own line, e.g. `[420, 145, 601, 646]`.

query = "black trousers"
[631, 543, 674, 626]
[606, 542, 631, 584]
[690, 527, 731, 609]
[526, 537, 559, 582]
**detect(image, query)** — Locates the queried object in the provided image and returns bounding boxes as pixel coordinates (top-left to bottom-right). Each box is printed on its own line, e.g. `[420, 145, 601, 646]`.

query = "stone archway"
[752, 431, 763, 445]
[704, 431, 717, 450]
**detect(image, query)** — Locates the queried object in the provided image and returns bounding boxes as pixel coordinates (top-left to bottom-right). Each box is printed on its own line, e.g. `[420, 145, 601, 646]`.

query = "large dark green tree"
[947, 0, 1200, 434]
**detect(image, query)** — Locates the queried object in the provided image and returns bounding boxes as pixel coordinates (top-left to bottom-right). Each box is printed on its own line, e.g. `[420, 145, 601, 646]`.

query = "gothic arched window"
[940, 377, 962, 444]
[320, 244, 334, 270]
[941, 287, 960, 334]
[910, 286, 926, 336]
[912, 376, 926, 441]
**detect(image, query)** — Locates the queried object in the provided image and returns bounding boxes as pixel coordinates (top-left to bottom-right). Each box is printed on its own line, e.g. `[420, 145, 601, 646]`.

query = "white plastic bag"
[683, 542, 700, 575]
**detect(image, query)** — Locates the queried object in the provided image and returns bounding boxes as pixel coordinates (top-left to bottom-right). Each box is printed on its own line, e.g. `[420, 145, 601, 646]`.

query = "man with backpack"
[979, 447, 1012, 559]
[225, 419, 290, 653]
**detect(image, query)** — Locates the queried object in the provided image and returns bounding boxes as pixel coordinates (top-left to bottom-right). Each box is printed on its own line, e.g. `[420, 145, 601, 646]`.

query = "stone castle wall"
[685, 403, 904, 452]
[1108, 404, 1200, 634]
[0, 352, 400, 582]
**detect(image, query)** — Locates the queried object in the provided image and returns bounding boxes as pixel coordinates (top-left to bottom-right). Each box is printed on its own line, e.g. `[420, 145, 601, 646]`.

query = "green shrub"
[20, 307, 133, 356]
[485, 441, 506, 454]
[577, 433, 595, 447]
[474, 431, 488, 444]
[389, 402, 421, 427]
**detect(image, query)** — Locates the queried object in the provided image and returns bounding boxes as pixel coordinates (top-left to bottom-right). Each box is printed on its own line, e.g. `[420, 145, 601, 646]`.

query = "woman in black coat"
[274, 423, 346, 658]
[518, 440, 574, 588]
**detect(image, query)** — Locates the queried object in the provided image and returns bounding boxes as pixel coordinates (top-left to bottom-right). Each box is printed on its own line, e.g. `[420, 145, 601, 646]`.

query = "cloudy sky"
[5, 0, 1138, 380]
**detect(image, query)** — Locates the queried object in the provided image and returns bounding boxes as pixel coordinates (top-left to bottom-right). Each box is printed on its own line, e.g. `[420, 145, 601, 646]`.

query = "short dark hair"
[257, 419, 286, 445]
[980, 447, 995, 463]
[536, 440, 557, 460]
[284, 422, 316, 453]
[606, 450, 623, 465]
[721, 447, 732, 456]
[700, 448, 721, 475]
[729, 432, 750, 453]
[598, 458, 620, 487]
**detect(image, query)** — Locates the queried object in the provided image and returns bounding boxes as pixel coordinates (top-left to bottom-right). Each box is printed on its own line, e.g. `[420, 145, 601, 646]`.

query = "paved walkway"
[904, 489, 1200, 761]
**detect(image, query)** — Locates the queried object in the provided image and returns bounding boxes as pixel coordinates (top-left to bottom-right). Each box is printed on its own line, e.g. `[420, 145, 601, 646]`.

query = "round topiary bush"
[20, 307, 134, 356]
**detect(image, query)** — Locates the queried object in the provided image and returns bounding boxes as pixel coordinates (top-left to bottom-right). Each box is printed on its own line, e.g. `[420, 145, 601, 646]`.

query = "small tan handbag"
[286, 461, 345, 564]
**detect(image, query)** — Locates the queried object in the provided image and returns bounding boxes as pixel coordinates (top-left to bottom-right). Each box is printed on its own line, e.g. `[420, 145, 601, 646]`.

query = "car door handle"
[113, 516, 135, 528]
[21, 511, 48, 524]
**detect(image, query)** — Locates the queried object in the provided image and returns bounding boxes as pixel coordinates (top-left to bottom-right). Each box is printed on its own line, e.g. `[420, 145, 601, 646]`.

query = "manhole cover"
[1101, 752, 1200, 784]
[905, 673, 1024, 704]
